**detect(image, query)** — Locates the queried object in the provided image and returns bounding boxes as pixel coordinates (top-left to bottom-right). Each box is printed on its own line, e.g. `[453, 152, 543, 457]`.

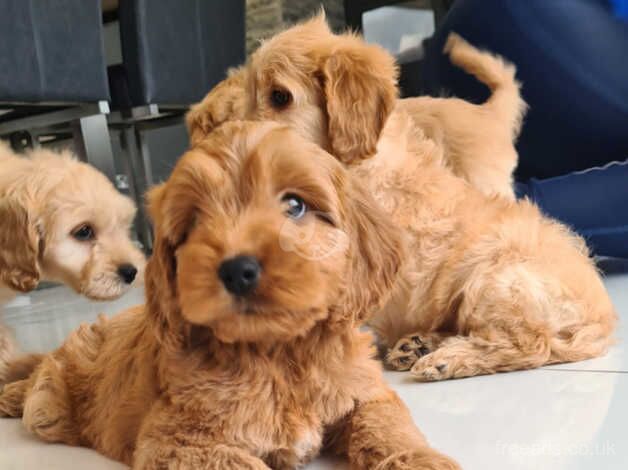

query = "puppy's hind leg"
[409, 262, 558, 381]
[21, 356, 80, 445]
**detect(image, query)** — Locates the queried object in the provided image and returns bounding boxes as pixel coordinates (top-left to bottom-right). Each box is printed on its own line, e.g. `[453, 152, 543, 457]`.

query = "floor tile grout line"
[543, 367, 628, 374]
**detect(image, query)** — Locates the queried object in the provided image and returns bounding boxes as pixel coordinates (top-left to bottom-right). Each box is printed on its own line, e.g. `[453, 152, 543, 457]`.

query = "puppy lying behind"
[0, 122, 460, 470]
[188, 17, 616, 381]
[187, 15, 525, 199]
[0, 141, 145, 382]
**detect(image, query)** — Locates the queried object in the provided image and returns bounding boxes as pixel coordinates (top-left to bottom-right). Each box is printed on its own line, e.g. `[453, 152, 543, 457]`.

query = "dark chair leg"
[118, 126, 154, 251]
[72, 113, 116, 182]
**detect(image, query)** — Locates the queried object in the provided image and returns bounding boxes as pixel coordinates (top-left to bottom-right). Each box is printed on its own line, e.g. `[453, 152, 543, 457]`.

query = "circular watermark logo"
[279, 211, 349, 260]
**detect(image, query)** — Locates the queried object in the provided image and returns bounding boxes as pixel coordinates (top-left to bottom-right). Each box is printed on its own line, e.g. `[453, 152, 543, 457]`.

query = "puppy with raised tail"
[187, 14, 525, 200]
[0, 122, 460, 469]
[0, 141, 145, 383]
[185, 16, 616, 381]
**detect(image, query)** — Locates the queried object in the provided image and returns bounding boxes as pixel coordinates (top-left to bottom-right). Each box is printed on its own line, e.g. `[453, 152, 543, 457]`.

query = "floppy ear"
[339, 177, 404, 324]
[147, 178, 197, 249]
[145, 182, 186, 343]
[0, 198, 41, 292]
[144, 155, 214, 343]
[145, 179, 194, 287]
[322, 39, 398, 164]
[146, 183, 168, 239]
[186, 68, 248, 146]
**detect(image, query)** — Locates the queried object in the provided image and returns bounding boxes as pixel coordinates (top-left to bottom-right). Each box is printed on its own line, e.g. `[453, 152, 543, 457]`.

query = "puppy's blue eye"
[282, 193, 307, 219]
[72, 224, 95, 241]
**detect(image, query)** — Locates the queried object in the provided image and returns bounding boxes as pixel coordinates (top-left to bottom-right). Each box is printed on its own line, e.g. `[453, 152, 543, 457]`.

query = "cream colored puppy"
[0, 141, 145, 382]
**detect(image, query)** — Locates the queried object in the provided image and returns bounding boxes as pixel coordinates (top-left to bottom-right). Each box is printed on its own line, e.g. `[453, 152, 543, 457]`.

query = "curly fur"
[183, 16, 616, 381]
[0, 123, 460, 469]
[187, 14, 525, 199]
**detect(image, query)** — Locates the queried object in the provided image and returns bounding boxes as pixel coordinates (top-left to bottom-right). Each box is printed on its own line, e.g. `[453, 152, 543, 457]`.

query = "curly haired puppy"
[0, 141, 145, 382]
[184, 20, 616, 380]
[187, 15, 525, 199]
[0, 122, 460, 470]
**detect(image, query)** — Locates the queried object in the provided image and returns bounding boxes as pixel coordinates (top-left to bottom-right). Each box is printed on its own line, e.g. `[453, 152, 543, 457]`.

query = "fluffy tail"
[444, 33, 527, 139]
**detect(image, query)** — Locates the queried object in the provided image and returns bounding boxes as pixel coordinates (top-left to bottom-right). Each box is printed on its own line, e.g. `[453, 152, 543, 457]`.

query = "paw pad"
[387, 335, 434, 371]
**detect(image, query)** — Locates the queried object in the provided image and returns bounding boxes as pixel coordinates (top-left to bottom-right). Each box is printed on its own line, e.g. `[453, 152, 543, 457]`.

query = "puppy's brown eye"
[72, 224, 95, 241]
[270, 88, 292, 109]
[282, 193, 307, 219]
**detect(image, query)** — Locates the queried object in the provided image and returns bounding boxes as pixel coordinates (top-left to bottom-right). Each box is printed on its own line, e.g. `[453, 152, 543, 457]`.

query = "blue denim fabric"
[516, 160, 628, 258]
[418, 0, 628, 181]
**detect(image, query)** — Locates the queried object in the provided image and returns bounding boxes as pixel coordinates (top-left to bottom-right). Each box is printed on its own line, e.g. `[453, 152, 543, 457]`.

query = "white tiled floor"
[1, 263, 627, 469]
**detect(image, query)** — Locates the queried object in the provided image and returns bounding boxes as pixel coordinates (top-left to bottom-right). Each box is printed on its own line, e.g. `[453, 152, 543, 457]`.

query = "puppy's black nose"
[218, 255, 261, 297]
[117, 264, 138, 284]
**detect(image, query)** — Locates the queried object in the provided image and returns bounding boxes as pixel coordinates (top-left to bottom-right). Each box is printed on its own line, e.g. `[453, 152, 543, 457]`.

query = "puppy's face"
[188, 15, 398, 165]
[38, 171, 145, 300]
[0, 152, 145, 300]
[148, 122, 402, 344]
[246, 19, 332, 155]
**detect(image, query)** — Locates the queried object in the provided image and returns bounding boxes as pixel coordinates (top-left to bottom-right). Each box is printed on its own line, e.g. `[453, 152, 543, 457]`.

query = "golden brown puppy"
[186, 15, 525, 199]
[183, 19, 616, 381]
[0, 141, 145, 383]
[0, 122, 460, 470]
[362, 123, 616, 380]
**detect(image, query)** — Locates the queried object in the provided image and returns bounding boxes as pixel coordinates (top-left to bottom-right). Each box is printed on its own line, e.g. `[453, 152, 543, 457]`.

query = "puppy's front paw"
[4, 269, 39, 293]
[0, 380, 28, 417]
[386, 335, 432, 371]
[375, 450, 461, 470]
[410, 354, 451, 382]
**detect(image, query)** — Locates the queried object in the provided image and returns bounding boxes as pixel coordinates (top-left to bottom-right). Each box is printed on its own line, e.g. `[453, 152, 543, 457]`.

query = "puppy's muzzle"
[218, 255, 261, 297]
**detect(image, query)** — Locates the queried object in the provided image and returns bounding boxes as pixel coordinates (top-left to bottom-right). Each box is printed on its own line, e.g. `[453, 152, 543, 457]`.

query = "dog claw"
[387, 334, 435, 371]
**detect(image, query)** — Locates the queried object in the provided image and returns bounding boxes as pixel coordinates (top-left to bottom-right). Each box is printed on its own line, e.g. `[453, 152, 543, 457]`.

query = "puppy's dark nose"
[218, 255, 261, 297]
[117, 264, 138, 284]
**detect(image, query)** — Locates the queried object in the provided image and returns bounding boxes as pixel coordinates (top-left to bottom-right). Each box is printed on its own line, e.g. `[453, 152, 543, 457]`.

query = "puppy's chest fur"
[170, 333, 381, 467]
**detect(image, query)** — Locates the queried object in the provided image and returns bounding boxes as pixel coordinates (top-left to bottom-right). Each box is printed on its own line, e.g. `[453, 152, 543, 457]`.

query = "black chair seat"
[107, 64, 134, 111]
[0, 0, 109, 103]
[117, 0, 245, 107]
